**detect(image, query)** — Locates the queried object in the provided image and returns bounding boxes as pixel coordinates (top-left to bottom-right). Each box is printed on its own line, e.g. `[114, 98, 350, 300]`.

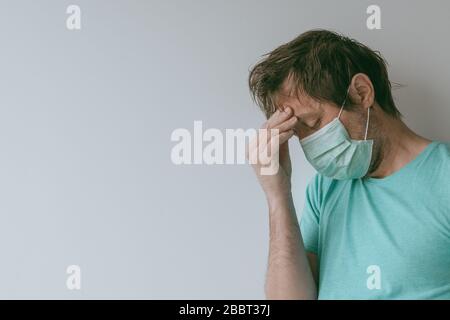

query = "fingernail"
[284, 107, 291, 114]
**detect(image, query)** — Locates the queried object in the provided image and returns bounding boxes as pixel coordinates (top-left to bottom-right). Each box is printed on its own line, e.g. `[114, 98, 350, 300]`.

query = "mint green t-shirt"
[300, 141, 450, 299]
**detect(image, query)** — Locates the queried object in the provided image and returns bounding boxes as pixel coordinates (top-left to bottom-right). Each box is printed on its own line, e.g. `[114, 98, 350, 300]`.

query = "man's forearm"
[265, 194, 317, 300]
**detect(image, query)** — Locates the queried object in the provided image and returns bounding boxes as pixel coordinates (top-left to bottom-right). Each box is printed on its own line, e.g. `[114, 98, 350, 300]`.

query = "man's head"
[248, 29, 401, 176]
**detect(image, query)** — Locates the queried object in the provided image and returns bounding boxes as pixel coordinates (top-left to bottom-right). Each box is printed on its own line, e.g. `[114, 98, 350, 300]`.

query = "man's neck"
[369, 116, 432, 179]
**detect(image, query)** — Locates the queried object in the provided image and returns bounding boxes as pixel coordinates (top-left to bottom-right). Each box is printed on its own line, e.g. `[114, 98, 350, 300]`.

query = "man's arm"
[265, 194, 317, 299]
[306, 252, 319, 287]
[247, 107, 317, 300]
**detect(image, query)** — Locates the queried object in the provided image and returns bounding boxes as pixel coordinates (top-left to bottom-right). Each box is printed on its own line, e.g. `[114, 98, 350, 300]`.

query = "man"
[247, 29, 450, 299]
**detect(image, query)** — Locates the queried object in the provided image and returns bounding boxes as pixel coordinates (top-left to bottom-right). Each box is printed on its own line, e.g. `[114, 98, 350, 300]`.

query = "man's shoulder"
[426, 140, 450, 168]
[433, 140, 450, 157]
[417, 141, 450, 200]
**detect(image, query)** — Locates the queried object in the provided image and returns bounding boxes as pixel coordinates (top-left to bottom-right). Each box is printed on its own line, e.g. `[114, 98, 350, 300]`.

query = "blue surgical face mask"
[299, 89, 373, 180]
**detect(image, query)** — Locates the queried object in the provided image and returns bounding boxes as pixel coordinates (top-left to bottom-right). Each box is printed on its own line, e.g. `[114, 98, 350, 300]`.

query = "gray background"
[0, 0, 449, 299]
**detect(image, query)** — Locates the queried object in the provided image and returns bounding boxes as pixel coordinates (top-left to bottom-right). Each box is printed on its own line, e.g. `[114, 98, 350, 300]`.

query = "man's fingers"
[247, 126, 294, 167]
[263, 129, 294, 159]
[261, 112, 297, 145]
[275, 115, 298, 134]
[266, 107, 294, 129]
[277, 129, 295, 145]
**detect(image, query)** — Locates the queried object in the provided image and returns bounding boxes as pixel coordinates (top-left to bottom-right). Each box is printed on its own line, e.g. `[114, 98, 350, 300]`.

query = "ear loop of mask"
[364, 107, 370, 140]
[337, 86, 371, 141]
[337, 86, 350, 119]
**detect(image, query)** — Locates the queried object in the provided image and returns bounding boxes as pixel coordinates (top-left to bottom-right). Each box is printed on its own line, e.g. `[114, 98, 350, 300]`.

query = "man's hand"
[246, 107, 298, 202]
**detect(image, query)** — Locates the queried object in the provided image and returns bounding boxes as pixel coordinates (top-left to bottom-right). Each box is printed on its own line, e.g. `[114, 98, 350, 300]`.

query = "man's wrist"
[266, 191, 294, 212]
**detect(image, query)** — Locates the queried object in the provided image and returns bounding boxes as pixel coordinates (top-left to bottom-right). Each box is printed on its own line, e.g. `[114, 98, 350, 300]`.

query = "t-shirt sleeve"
[300, 174, 322, 254]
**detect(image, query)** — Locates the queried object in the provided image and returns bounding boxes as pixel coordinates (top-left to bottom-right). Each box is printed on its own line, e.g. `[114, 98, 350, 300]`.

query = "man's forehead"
[279, 75, 299, 96]
[275, 85, 299, 106]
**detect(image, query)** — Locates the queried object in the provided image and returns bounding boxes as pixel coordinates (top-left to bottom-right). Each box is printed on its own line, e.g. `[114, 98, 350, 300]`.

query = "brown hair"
[248, 29, 400, 119]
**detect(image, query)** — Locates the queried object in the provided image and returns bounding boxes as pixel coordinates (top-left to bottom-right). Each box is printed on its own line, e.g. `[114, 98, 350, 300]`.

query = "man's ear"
[348, 73, 375, 109]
